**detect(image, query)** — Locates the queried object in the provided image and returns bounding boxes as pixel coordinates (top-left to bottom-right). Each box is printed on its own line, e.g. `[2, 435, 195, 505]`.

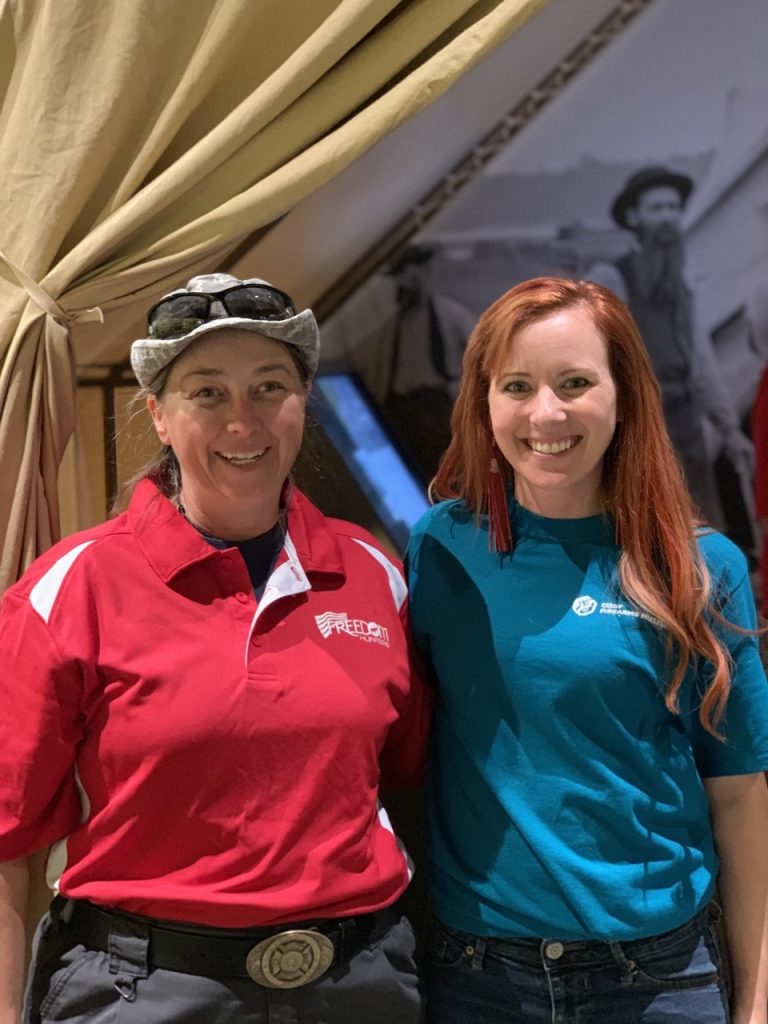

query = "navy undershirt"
[198, 522, 284, 598]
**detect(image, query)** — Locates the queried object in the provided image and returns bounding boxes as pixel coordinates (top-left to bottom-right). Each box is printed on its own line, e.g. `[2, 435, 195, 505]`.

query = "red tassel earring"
[487, 445, 512, 553]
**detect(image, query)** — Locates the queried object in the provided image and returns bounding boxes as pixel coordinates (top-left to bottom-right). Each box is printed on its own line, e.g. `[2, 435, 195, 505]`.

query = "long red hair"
[433, 276, 730, 737]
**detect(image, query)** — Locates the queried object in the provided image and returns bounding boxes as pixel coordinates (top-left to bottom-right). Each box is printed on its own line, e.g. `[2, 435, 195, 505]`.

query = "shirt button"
[236, 592, 248, 604]
[544, 941, 564, 960]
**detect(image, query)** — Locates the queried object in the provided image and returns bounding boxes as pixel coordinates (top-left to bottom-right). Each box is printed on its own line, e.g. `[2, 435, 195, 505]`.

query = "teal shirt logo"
[572, 595, 598, 616]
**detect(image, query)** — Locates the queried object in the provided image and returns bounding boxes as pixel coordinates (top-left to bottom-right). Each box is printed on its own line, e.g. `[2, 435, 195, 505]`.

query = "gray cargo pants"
[24, 903, 423, 1023]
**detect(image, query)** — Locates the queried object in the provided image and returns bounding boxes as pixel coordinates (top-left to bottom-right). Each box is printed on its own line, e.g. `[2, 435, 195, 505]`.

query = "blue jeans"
[426, 904, 730, 1023]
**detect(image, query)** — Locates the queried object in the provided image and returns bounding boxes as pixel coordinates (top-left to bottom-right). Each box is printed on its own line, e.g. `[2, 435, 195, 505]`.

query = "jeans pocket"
[426, 920, 472, 969]
[630, 925, 722, 992]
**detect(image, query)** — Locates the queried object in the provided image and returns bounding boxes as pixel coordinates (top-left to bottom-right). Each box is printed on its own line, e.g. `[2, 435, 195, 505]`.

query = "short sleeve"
[686, 538, 768, 777]
[0, 590, 85, 859]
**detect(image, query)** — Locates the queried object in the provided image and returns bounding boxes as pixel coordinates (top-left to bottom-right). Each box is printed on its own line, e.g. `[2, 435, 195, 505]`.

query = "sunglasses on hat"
[146, 283, 297, 340]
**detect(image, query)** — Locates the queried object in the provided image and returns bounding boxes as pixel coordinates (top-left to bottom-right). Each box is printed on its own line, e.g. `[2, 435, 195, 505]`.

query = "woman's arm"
[0, 857, 29, 1024]
[704, 773, 768, 1024]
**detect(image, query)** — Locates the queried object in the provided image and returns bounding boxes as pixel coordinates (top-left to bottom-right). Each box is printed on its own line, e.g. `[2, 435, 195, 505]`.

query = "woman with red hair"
[407, 277, 768, 1024]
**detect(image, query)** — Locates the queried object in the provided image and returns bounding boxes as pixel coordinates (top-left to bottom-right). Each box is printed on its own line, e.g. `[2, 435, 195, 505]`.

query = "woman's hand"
[704, 773, 768, 1024]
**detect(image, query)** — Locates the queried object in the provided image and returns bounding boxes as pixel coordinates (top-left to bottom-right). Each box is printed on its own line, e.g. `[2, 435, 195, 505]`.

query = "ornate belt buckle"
[246, 929, 335, 988]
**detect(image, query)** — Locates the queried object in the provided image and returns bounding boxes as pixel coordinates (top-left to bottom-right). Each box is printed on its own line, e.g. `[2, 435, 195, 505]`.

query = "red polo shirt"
[0, 479, 430, 927]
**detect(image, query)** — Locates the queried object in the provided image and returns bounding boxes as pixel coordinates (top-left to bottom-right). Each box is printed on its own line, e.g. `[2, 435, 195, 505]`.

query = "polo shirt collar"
[127, 477, 345, 584]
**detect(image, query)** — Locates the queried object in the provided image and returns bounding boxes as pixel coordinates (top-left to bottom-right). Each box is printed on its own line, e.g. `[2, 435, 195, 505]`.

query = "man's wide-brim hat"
[611, 166, 694, 229]
[130, 273, 320, 388]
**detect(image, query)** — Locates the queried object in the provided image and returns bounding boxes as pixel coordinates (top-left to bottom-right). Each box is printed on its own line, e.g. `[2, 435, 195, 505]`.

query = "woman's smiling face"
[147, 328, 307, 537]
[488, 305, 618, 519]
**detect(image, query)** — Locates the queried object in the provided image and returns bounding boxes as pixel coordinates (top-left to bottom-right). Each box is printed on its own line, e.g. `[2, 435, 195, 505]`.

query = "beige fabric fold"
[0, 0, 552, 592]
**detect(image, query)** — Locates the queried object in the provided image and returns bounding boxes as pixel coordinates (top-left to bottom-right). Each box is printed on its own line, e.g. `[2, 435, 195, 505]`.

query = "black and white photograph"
[323, 0, 768, 596]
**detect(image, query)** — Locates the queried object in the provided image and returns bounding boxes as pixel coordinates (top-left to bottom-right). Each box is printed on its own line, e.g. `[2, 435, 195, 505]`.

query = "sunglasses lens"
[146, 284, 297, 340]
[148, 295, 210, 339]
[225, 285, 295, 321]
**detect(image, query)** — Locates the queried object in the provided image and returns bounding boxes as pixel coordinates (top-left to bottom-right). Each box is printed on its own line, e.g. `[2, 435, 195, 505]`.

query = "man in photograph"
[588, 166, 753, 530]
[384, 245, 477, 483]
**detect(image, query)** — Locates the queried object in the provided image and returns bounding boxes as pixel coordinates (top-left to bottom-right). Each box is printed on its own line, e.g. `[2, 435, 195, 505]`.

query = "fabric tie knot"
[0, 249, 103, 327]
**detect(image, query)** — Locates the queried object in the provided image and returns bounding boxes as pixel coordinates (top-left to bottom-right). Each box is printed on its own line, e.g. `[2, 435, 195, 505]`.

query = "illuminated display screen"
[311, 373, 430, 552]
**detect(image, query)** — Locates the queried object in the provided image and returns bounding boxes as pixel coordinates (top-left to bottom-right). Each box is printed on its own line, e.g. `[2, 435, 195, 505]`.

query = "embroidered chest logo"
[572, 595, 598, 616]
[315, 611, 390, 647]
[571, 595, 662, 628]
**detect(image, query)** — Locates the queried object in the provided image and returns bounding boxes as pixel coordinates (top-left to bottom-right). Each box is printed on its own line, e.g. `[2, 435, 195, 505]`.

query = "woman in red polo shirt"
[0, 274, 430, 1024]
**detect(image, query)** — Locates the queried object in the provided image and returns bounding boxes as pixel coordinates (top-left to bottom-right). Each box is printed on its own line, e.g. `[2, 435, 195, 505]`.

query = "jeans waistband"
[444, 902, 718, 970]
[51, 896, 389, 984]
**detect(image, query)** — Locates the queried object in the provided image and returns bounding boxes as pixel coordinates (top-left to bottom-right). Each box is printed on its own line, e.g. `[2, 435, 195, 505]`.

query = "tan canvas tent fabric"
[0, 0, 551, 595]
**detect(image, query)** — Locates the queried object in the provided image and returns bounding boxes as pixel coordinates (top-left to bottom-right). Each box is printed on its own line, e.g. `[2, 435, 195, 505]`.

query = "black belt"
[53, 896, 385, 988]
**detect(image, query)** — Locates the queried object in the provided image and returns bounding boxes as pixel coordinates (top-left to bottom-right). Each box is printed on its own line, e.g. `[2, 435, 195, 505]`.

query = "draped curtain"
[0, 0, 551, 594]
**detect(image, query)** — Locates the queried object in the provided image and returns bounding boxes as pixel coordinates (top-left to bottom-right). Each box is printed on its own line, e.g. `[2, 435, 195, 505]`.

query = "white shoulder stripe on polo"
[29, 541, 95, 623]
[352, 538, 407, 611]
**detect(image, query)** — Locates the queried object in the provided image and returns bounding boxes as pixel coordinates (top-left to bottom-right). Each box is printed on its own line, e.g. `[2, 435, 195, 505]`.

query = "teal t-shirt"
[406, 499, 768, 941]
